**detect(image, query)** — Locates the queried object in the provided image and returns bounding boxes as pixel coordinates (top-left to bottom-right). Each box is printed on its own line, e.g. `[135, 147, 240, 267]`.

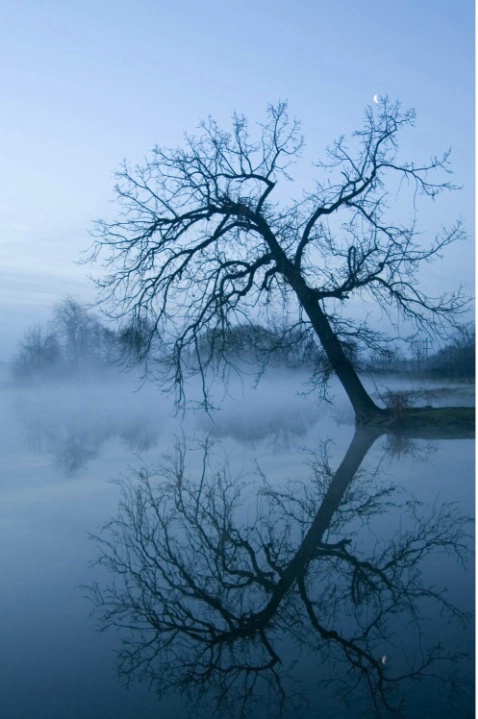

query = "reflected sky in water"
[0, 371, 474, 718]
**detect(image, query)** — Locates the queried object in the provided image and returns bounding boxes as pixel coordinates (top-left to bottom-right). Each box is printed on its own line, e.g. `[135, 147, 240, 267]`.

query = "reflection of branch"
[86, 432, 472, 717]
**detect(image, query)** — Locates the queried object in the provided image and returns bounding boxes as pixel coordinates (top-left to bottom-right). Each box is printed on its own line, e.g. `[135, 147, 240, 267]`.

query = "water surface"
[0, 370, 474, 718]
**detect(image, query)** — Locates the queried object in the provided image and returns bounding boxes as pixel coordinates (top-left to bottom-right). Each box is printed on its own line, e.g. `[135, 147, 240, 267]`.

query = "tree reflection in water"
[17, 393, 163, 476]
[87, 431, 472, 718]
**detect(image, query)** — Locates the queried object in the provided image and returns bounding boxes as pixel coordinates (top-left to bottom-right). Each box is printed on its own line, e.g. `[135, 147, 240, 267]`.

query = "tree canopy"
[91, 99, 468, 423]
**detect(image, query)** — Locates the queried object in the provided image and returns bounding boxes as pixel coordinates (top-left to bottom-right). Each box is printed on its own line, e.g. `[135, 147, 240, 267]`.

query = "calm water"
[0, 370, 474, 718]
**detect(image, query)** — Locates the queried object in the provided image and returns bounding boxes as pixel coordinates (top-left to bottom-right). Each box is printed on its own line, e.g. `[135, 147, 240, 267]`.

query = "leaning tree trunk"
[297, 291, 387, 424]
[262, 230, 387, 424]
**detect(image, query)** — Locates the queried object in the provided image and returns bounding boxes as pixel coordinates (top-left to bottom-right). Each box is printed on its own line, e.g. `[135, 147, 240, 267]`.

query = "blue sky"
[1, 0, 474, 360]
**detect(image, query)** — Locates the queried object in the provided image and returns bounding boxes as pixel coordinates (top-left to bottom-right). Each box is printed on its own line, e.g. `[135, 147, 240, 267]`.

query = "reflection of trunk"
[234, 428, 380, 637]
[300, 293, 386, 424]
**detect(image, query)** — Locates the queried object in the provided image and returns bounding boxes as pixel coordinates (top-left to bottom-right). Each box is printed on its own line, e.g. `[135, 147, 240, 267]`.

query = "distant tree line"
[365, 328, 475, 379]
[10, 298, 132, 381]
[10, 299, 325, 382]
[193, 323, 324, 369]
[10, 298, 474, 382]
[422, 328, 475, 378]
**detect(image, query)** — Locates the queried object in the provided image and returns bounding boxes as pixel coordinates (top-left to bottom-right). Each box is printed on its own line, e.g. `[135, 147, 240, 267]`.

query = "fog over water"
[0, 366, 474, 718]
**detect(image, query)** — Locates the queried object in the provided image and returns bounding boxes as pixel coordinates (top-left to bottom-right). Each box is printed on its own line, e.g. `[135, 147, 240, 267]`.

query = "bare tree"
[11, 325, 61, 380]
[87, 435, 472, 718]
[52, 298, 91, 367]
[90, 99, 468, 423]
[52, 297, 120, 368]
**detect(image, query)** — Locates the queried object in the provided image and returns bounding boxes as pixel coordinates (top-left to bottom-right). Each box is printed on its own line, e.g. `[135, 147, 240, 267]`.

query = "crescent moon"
[373, 94, 380, 105]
